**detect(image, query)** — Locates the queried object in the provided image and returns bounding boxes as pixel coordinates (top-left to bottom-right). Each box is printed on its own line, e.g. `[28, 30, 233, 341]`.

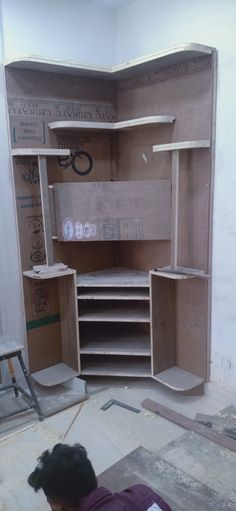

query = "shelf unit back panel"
[53, 180, 171, 242]
[117, 55, 213, 140]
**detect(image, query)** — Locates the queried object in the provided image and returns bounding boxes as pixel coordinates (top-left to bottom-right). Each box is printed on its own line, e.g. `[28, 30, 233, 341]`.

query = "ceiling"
[90, 0, 134, 9]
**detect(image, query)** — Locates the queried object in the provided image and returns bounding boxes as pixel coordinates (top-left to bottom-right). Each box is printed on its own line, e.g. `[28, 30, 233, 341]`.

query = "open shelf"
[153, 140, 210, 152]
[78, 302, 150, 322]
[80, 355, 151, 377]
[78, 287, 150, 300]
[79, 324, 150, 356]
[48, 115, 175, 132]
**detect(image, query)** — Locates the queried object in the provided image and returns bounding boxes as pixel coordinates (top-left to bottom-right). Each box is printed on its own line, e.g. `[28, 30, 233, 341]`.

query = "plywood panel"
[59, 272, 80, 371]
[176, 278, 208, 379]
[150, 273, 176, 375]
[6, 67, 117, 150]
[117, 65, 213, 141]
[54, 180, 171, 242]
[115, 240, 170, 271]
[177, 150, 211, 271]
[23, 275, 61, 372]
[53, 241, 115, 273]
[12, 156, 46, 270]
[27, 322, 62, 373]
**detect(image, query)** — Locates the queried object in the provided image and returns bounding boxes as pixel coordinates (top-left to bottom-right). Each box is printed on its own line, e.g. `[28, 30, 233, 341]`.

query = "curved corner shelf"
[48, 115, 175, 132]
[153, 140, 210, 153]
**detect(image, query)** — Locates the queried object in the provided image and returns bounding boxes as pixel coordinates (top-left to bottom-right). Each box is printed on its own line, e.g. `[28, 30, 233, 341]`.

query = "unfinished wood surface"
[11, 148, 70, 156]
[78, 288, 149, 300]
[98, 446, 236, 511]
[59, 272, 80, 372]
[24, 268, 75, 279]
[152, 366, 203, 392]
[142, 399, 236, 454]
[77, 267, 149, 288]
[115, 241, 170, 272]
[54, 180, 171, 241]
[48, 115, 175, 132]
[151, 269, 195, 280]
[6, 43, 213, 76]
[153, 140, 211, 152]
[150, 272, 176, 375]
[31, 362, 79, 386]
[79, 323, 150, 356]
[161, 266, 209, 278]
[78, 302, 150, 322]
[38, 156, 54, 265]
[27, 322, 62, 373]
[81, 356, 151, 377]
[176, 278, 208, 379]
[170, 149, 179, 268]
[80, 339, 150, 356]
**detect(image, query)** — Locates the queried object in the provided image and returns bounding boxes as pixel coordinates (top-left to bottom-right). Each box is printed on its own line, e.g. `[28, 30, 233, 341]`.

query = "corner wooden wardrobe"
[6, 43, 217, 393]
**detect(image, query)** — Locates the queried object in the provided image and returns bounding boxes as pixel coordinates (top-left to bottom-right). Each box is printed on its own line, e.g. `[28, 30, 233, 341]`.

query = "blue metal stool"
[0, 336, 43, 421]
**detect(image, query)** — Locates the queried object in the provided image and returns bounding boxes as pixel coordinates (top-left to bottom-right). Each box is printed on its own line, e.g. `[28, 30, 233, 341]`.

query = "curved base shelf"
[152, 366, 204, 393]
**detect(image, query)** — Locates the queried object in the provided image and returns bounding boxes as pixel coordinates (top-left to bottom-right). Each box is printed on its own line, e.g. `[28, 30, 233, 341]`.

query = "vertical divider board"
[59, 271, 80, 372]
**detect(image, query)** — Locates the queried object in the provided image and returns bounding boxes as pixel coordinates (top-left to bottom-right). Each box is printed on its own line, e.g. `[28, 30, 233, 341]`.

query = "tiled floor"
[0, 378, 236, 510]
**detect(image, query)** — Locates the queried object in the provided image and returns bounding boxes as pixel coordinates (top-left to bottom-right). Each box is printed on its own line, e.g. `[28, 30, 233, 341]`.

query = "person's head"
[28, 443, 97, 511]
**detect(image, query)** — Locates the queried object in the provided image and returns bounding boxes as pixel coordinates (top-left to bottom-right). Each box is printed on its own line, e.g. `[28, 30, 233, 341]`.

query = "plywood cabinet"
[8, 43, 216, 393]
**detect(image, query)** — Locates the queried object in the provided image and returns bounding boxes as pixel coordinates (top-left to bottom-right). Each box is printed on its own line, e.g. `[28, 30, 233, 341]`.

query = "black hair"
[28, 443, 97, 508]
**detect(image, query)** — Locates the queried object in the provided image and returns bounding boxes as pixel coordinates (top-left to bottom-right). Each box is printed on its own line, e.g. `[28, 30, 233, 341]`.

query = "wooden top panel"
[5, 43, 214, 78]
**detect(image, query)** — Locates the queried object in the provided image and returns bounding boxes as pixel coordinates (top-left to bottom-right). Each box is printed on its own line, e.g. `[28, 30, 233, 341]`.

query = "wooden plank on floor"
[98, 446, 236, 511]
[141, 399, 236, 453]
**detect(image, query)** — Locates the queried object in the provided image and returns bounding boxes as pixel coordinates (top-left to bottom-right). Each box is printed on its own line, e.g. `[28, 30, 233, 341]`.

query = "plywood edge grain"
[153, 140, 211, 152]
[11, 148, 70, 156]
[49, 115, 175, 132]
[5, 43, 214, 76]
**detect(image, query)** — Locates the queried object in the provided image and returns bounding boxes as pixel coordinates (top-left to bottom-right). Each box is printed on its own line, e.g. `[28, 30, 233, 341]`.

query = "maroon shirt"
[79, 485, 171, 511]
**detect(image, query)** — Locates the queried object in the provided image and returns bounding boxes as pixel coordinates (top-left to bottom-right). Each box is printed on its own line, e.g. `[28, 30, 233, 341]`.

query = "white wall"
[0, 5, 26, 352]
[116, 0, 236, 389]
[1, 0, 115, 66]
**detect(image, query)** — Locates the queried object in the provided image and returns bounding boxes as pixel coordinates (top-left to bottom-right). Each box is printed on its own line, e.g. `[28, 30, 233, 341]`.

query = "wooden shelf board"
[31, 363, 79, 387]
[24, 268, 75, 280]
[79, 307, 150, 322]
[78, 288, 150, 300]
[151, 266, 209, 280]
[153, 366, 204, 392]
[153, 140, 211, 153]
[80, 334, 151, 356]
[150, 269, 194, 280]
[77, 267, 149, 288]
[11, 148, 70, 157]
[48, 115, 175, 132]
[80, 358, 151, 377]
[5, 43, 213, 77]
